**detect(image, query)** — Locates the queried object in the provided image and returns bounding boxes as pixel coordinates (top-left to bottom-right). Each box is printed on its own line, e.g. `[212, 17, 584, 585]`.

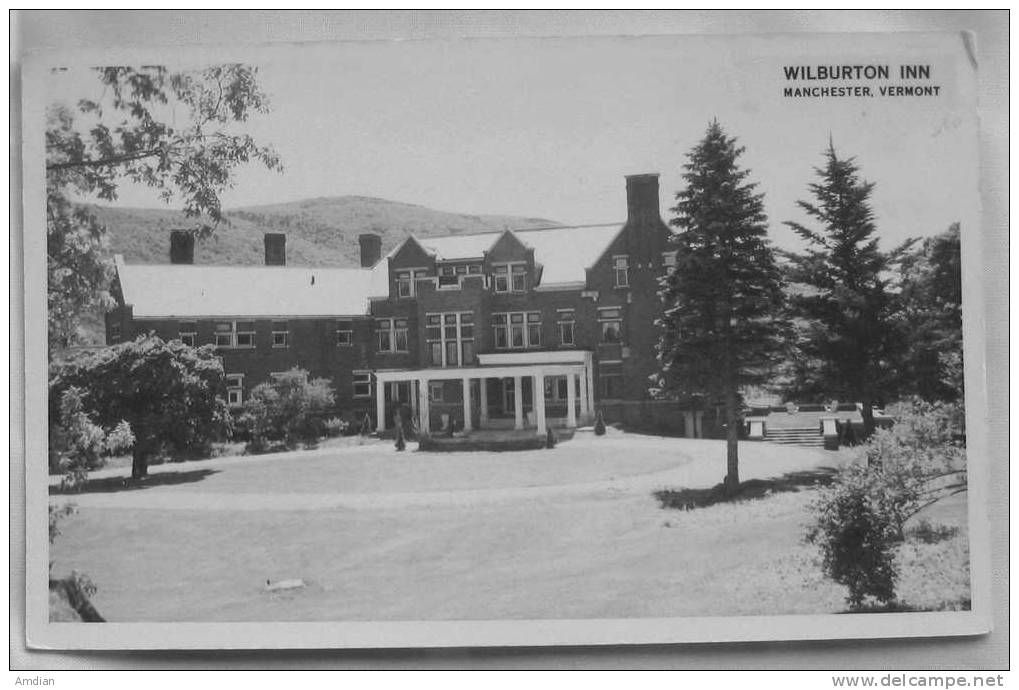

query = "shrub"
[322, 417, 350, 438]
[806, 463, 899, 608]
[237, 368, 335, 451]
[806, 397, 967, 608]
[594, 410, 607, 436]
[51, 387, 135, 491]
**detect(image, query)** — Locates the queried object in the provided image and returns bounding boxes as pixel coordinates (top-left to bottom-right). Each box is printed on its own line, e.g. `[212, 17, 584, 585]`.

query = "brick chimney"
[625, 173, 661, 226]
[169, 230, 195, 264]
[264, 233, 286, 266]
[358, 233, 382, 268]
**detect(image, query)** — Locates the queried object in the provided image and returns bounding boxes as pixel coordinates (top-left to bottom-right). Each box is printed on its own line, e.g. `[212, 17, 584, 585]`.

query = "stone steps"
[764, 426, 825, 448]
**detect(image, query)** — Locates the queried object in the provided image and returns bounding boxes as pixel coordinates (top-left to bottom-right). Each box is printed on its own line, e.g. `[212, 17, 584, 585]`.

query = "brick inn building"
[106, 173, 717, 438]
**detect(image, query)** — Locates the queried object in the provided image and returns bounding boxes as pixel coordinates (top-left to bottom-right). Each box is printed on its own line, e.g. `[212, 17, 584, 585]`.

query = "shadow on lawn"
[49, 468, 219, 495]
[654, 467, 839, 510]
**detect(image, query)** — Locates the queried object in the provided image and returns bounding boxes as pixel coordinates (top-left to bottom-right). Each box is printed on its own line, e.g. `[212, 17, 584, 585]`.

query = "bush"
[806, 398, 967, 608]
[50, 387, 135, 491]
[806, 463, 899, 608]
[322, 417, 350, 438]
[237, 368, 335, 451]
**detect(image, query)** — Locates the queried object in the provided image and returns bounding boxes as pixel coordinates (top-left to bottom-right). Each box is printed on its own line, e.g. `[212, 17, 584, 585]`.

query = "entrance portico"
[374, 350, 595, 436]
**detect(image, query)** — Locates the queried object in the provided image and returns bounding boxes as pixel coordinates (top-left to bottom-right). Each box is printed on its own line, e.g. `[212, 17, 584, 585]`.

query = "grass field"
[48, 433, 969, 622]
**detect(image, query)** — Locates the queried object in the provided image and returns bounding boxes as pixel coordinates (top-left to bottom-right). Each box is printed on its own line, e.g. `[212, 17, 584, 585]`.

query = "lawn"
[48, 432, 970, 622]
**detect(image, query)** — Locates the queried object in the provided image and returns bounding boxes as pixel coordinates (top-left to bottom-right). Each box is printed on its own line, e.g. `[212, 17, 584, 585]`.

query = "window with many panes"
[352, 371, 372, 398]
[543, 375, 571, 402]
[613, 255, 629, 287]
[271, 321, 289, 349]
[178, 321, 197, 347]
[425, 311, 474, 367]
[493, 262, 527, 293]
[396, 269, 427, 298]
[376, 318, 409, 353]
[438, 263, 472, 288]
[492, 311, 542, 349]
[214, 321, 255, 348]
[336, 320, 353, 346]
[429, 383, 444, 402]
[225, 374, 244, 406]
[598, 307, 623, 343]
[556, 309, 575, 346]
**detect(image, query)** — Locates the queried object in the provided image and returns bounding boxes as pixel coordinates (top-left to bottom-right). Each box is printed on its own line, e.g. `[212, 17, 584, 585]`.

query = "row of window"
[392, 252, 678, 298]
[180, 308, 624, 357]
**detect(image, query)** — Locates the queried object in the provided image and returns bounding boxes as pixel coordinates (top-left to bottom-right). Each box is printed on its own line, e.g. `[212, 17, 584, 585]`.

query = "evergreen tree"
[783, 141, 915, 435]
[654, 121, 788, 495]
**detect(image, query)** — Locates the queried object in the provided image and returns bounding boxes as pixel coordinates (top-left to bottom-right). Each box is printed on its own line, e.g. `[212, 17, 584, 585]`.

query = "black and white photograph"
[15, 12, 1003, 660]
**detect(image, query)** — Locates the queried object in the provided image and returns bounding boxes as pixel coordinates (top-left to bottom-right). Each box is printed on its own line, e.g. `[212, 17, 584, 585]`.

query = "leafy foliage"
[46, 65, 282, 350]
[237, 368, 336, 452]
[49, 335, 230, 478]
[894, 224, 964, 401]
[50, 386, 135, 491]
[806, 398, 966, 607]
[653, 121, 788, 493]
[783, 141, 916, 434]
[48, 503, 77, 545]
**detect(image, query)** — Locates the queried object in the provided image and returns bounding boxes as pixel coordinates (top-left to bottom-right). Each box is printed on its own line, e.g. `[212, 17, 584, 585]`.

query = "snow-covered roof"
[115, 256, 389, 319]
[414, 224, 623, 286]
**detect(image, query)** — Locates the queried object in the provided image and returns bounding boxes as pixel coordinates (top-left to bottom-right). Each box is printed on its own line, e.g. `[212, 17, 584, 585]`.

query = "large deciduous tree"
[783, 141, 915, 437]
[49, 335, 230, 479]
[895, 223, 963, 402]
[653, 121, 788, 496]
[46, 65, 282, 350]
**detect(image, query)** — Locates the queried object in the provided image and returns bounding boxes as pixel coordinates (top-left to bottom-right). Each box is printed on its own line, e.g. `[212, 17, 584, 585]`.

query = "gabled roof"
[115, 256, 389, 319]
[411, 223, 623, 286]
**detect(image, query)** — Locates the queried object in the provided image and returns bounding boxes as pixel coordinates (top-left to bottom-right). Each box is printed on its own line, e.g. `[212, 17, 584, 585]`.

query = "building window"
[598, 307, 623, 343]
[493, 262, 527, 293]
[425, 311, 474, 367]
[556, 310, 575, 346]
[376, 318, 409, 353]
[613, 255, 629, 288]
[396, 269, 427, 298]
[662, 251, 677, 270]
[271, 321, 289, 349]
[429, 382, 444, 402]
[336, 320, 353, 346]
[601, 374, 623, 399]
[225, 374, 244, 407]
[214, 321, 255, 349]
[493, 311, 541, 349]
[177, 321, 196, 347]
[544, 376, 571, 402]
[352, 371, 372, 398]
[108, 322, 122, 344]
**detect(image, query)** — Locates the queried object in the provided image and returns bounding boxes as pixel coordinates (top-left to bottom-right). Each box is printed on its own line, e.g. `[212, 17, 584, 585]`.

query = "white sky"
[48, 32, 980, 252]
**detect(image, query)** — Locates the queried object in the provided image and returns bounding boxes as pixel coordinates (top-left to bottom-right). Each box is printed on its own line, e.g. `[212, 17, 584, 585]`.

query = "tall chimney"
[169, 230, 195, 264]
[625, 173, 661, 226]
[264, 233, 287, 266]
[358, 233, 382, 268]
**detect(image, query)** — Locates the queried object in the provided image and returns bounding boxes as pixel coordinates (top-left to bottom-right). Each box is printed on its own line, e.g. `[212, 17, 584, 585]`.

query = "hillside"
[93, 196, 558, 267]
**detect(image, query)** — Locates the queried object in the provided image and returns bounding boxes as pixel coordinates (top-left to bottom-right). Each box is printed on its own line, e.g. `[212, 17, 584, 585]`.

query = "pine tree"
[654, 121, 788, 496]
[783, 141, 915, 436]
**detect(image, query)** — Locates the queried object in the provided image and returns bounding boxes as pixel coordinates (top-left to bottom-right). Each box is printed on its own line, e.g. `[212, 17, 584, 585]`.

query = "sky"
[48, 32, 980, 253]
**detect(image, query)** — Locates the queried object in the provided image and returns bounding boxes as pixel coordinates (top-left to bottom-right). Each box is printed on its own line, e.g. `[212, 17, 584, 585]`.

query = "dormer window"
[494, 262, 527, 293]
[613, 255, 629, 288]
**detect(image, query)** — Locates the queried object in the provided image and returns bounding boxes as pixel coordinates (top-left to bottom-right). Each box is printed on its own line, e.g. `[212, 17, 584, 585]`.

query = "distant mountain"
[92, 196, 559, 267]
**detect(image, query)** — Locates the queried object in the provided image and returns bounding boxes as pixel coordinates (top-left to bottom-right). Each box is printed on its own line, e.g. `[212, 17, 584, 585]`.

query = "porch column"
[410, 380, 418, 418]
[479, 378, 489, 425]
[533, 372, 547, 436]
[462, 376, 473, 432]
[585, 361, 596, 417]
[375, 375, 386, 433]
[566, 372, 577, 428]
[513, 376, 523, 430]
[578, 371, 589, 420]
[418, 377, 430, 437]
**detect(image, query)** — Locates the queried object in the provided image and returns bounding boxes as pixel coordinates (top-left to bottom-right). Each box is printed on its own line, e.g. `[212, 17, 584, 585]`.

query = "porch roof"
[374, 360, 590, 383]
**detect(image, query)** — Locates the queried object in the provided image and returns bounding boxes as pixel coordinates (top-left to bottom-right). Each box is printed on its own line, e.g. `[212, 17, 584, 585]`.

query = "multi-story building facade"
[107, 173, 689, 437]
